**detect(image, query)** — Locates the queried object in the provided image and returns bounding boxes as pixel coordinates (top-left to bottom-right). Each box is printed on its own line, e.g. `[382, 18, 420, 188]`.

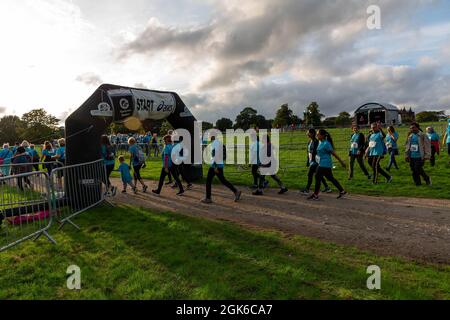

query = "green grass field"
[0, 204, 449, 300]
[112, 123, 450, 199]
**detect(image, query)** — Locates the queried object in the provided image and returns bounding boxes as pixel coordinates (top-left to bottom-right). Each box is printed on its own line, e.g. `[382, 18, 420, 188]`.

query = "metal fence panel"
[0, 171, 55, 252]
[49, 159, 108, 230]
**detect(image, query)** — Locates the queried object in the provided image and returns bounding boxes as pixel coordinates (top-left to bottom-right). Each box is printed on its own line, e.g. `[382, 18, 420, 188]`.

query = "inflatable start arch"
[65, 84, 203, 206]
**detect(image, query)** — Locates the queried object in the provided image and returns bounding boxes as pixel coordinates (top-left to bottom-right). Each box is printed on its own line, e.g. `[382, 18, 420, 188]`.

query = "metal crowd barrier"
[0, 171, 55, 252]
[0, 159, 109, 252]
[49, 159, 108, 231]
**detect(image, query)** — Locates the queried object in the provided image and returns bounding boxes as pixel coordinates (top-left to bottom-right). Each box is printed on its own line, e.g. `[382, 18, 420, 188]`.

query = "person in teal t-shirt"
[365, 122, 392, 184]
[348, 125, 370, 180]
[386, 126, 399, 171]
[152, 135, 184, 196]
[308, 129, 347, 201]
[443, 118, 450, 163]
[117, 155, 136, 193]
[426, 127, 440, 167]
[406, 122, 431, 186]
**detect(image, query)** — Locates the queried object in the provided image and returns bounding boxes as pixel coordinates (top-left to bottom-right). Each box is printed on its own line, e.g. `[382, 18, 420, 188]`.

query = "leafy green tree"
[234, 107, 258, 130]
[216, 118, 233, 132]
[303, 102, 324, 127]
[0, 115, 25, 144]
[415, 111, 444, 123]
[322, 117, 337, 127]
[202, 122, 214, 131]
[160, 120, 174, 136]
[273, 104, 293, 128]
[335, 111, 352, 127]
[21, 109, 60, 143]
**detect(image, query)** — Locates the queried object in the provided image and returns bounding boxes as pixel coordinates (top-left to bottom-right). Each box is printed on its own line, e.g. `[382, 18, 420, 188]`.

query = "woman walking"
[386, 126, 399, 171]
[101, 135, 117, 196]
[365, 123, 392, 184]
[128, 137, 148, 192]
[308, 130, 347, 201]
[152, 135, 184, 196]
[348, 126, 371, 180]
[426, 127, 440, 167]
[301, 129, 331, 195]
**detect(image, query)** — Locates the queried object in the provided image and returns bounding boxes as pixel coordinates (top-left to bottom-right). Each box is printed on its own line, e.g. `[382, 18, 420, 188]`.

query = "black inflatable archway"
[65, 84, 202, 206]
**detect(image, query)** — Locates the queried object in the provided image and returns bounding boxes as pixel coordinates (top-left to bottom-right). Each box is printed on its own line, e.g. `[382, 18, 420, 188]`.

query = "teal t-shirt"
[386, 132, 399, 149]
[118, 162, 132, 183]
[128, 144, 141, 166]
[101, 145, 115, 166]
[427, 132, 439, 142]
[409, 134, 421, 159]
[316, 140, 333, 168]
[56, 146, 65, 162]
[447, 125, 450, 144]
[350, 133, 360, 155]
[307, 141, 317, 165]
[368, 132, 385, 157]
[162, 144, 173, 168]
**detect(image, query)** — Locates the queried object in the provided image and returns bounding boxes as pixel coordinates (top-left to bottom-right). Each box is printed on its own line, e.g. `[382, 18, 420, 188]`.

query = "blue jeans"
[387, 148, 398, 170]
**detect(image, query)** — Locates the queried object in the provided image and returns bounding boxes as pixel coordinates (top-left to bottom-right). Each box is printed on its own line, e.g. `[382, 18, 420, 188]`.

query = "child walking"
[118, 156, 137, 194]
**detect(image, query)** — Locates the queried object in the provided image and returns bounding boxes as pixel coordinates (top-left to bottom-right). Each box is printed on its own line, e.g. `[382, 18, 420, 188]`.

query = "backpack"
[134, 147, 146, 164]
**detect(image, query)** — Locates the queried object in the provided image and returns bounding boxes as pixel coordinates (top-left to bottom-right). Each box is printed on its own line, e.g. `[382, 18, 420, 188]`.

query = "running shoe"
[111, 186, 117, 197]
[322, 187, 332, 193]
[187, 184, 193, 190]
[201, 198, 212, 204]
[307, 194, 319, 201]
[278, 187, 288, 194]
[165, 181, 173, 185]
[121, 190, 127, 194]
[132, 187, 137, 194]
[234, 190, 242, 202]
[387, 176, 393, 183]
[337, 191, 348, 199]
[143, 185, 148, 193]
[176, 190, 184, 196]
[252, 190, 263, 196]
[151, 189, 160, 195]
[300, 189, 310, 196]
[426, 177, 432, 186]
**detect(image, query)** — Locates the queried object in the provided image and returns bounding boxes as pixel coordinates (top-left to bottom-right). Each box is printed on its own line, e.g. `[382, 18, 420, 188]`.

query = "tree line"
[0, 109, 62, 144]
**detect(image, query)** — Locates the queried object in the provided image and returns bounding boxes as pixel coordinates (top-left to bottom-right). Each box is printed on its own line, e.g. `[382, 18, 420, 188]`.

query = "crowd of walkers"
[1, 119, 449, 203]
[0, 139, 66, 191]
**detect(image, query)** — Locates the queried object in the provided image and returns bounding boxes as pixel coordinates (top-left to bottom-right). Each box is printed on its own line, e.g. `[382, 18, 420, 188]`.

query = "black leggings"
[206, 167, 237, 199]
[368, 156, 390, 183]
[251, 165, 261, 185]
[156, 167, 183, 192]
[409, 158, 430, 186]
[105, 164, 114, 188]
[349, 154, 369, 177]
[314, 167, 344, 195]
[133, 164, 143, 182]
[173, 164, 191, 184]
[306, 163, 328, 191]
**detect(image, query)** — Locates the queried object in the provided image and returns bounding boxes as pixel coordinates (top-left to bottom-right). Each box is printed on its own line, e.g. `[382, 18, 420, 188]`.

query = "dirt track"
[111, 178, 450, 264]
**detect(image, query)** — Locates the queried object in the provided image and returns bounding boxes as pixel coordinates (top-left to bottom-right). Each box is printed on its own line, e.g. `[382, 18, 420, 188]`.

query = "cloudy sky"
[0, 0, 449, 124]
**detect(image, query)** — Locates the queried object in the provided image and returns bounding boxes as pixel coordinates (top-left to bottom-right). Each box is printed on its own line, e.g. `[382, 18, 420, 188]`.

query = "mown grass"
[0, 204, 449, 300]
[111, 123, 450, 199]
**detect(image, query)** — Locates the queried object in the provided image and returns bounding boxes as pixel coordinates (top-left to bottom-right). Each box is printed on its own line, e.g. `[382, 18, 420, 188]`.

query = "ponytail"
[318, 129, 335, 148]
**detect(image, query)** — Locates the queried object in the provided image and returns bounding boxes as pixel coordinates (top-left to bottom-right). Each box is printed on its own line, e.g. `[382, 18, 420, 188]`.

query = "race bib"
[386, 143, 392, 149]
[410, 144, 419, 152]
[369, 141, 377, 148]
[351, 142, 358, 149]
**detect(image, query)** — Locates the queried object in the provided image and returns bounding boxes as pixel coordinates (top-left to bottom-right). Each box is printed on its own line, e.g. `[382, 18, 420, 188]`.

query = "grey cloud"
[0, 106, 6, 114]
[76, 72, 103, 87]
